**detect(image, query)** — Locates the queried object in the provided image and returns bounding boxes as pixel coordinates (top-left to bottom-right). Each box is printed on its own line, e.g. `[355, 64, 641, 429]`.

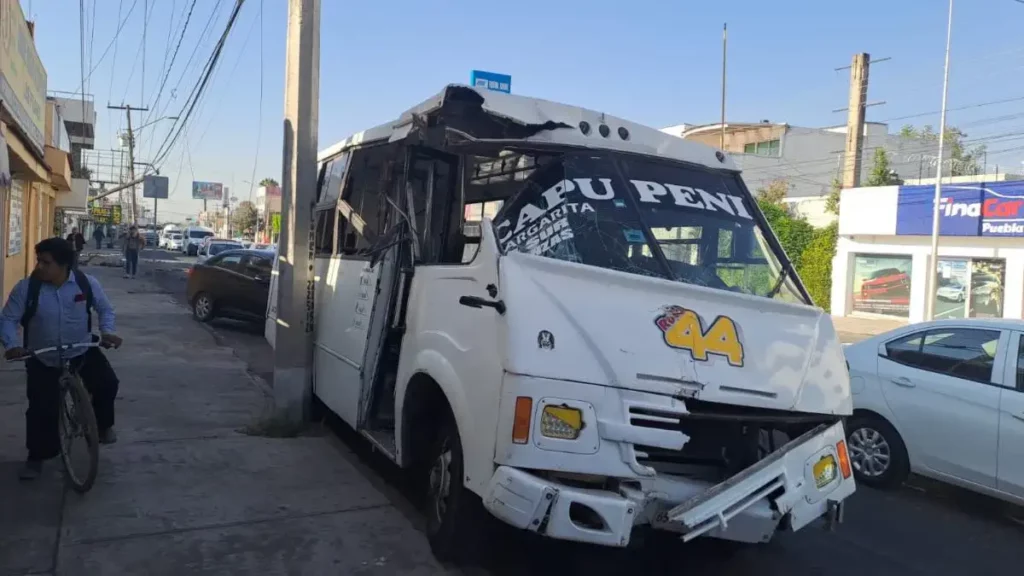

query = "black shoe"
[18, 460, 42, 481]
[99, 428, 118, 444]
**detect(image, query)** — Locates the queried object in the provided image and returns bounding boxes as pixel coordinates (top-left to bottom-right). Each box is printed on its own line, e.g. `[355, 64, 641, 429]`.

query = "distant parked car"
[181, 226, 216, 255]
[843, 318, 1024, 506]
[187, 249, 274, 323]
[166, 233, 184, 251]
[936, 282, 966, 302]
[196, 240, 244, 265]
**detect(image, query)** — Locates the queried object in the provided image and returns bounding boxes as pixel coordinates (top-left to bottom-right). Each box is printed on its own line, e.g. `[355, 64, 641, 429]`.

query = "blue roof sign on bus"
[471, 70, 511, 94]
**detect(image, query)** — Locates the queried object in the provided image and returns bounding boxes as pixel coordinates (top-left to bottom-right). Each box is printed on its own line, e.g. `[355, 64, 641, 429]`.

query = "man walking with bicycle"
[0, 238, 123, 480]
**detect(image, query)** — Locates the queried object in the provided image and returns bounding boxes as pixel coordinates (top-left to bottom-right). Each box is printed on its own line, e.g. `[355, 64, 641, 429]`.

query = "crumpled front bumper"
[481, 420, 854, 547]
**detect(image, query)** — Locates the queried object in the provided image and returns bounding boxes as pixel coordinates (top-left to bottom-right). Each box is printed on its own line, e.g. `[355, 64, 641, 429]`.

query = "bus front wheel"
[424, 416, 492, 563]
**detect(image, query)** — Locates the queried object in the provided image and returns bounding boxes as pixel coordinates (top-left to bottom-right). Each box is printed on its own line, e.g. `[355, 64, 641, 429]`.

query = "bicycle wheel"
[58, 374, 99, 493]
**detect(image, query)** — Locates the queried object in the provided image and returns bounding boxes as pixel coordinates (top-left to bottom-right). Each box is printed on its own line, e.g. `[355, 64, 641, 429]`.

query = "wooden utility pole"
[274, 0, 321, 422]
[841, 54, 869, 189]
[107, 104, 149, 224]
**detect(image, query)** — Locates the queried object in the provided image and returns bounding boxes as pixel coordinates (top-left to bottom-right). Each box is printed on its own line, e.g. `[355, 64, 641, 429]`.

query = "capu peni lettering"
[496, 176, 752, 248]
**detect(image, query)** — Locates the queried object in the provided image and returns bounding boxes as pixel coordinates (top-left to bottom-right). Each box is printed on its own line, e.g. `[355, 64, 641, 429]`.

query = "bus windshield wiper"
[765, 263, 794, 299]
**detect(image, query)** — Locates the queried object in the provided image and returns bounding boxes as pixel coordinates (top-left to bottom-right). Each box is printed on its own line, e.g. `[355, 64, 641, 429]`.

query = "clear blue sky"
[24, 0, 1024, 222]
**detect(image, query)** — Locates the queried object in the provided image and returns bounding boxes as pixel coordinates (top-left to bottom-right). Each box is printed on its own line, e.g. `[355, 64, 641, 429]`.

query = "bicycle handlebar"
[8, 341, 107, 362]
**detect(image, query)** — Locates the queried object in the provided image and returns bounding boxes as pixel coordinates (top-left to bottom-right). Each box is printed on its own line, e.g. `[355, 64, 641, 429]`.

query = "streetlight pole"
[924, 0, 954, 321]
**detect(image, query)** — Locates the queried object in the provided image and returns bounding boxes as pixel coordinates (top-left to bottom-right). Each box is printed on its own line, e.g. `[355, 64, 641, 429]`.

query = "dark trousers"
[95, 237, 102, 249]
[25, 348, 120, 461]
[124, 250, 139, 276]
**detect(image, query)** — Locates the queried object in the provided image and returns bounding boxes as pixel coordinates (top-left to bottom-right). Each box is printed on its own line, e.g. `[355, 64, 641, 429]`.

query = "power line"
[143, 0, 198, 128]
[74, 0, 140, 99]
[876, 95, 1024, 125]
[141, 0, 149, 104]
[151, 0, 247, 169]
[79, 0, 87, 139]
[246, 0, 264, 204]
[87, 0, 97, 96]
[193, 5, 261, 146]
[145, 0, 226, 155]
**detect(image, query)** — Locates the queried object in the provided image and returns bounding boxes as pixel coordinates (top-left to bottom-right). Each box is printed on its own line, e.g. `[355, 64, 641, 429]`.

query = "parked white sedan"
[843, 318, 1024, 506]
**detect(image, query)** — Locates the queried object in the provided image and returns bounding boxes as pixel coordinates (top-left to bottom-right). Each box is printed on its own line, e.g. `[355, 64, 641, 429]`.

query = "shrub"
[798, 222, 839, 311]
[757, 199, 815, 270]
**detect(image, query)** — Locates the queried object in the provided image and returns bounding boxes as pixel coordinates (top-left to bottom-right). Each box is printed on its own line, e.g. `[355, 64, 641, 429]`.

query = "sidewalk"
[832, 315, 907, 343]
[0, 266, 450, 575]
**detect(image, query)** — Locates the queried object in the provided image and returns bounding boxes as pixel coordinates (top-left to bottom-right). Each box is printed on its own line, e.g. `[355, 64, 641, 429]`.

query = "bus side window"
[460, 200, 503, 264]
[313, 153, 349, 257]
[337, 146, 388, 257]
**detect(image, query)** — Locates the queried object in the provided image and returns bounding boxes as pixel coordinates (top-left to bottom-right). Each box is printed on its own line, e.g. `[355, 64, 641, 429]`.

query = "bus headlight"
[540, 405, 584, 440]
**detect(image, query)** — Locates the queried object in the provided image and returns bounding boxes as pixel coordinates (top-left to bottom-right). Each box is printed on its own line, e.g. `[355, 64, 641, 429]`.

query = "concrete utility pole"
[274, 0, 321, 422]
[924, 0, 955, 322]
[833, 53, 890, 188]
[841, 54, 869, 189]
[108, 104, 149, 224]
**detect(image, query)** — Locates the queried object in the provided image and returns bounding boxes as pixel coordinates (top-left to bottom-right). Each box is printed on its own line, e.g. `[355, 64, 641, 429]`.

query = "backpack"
[21, 270, 94, 345]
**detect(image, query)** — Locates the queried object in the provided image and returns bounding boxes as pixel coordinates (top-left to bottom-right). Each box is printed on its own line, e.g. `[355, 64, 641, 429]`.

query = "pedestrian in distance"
[0, 238, 123, 480]
[66, 227, 86, 269]
[92, 226, 105, 250]
[123, 225, 144, 279]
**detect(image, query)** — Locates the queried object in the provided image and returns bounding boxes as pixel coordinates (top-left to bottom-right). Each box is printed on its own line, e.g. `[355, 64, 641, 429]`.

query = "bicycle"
[11, 340, 112, 493]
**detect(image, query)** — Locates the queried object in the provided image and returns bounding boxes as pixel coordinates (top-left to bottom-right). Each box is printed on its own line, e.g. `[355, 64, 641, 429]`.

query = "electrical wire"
[72, 0, 140, 99]
[143, 0, 196, 128]
[145, 0, 226, 149]
[150, 0, 247, 170]
[193, 5, 261, 147]
[245, 0, 264, 204]
[141, 0, 149, 104]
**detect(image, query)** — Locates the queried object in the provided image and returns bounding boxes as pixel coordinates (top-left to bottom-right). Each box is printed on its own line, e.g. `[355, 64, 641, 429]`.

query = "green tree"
[899, 124, 986, 176]
[259, 177, 279, 187]
[825, 178, 841, 216]
[866, 148, 902, 186]
[232, 201, 258, 234]
[756, 178, 791, 206]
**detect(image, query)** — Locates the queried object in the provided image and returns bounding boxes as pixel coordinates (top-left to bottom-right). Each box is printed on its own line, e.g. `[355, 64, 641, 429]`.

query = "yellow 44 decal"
[654, 306, 745, 367]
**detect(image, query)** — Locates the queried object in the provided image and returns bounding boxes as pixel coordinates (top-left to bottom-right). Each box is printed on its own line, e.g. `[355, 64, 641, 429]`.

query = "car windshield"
[190, 230, 214, 239]
[171, 234, 182, 240]
[209, 243, 241, 256]
[492, 152, 807, 304]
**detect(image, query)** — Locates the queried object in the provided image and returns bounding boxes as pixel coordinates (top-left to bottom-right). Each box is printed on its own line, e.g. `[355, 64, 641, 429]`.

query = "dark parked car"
[186, 249, 274, 323]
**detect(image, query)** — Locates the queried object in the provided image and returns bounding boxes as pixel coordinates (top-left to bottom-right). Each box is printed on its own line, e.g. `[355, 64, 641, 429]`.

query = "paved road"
[142, 249, 1024, 576]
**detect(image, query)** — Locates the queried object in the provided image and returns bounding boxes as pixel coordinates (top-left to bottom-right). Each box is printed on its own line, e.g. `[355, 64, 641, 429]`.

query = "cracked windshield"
[494, 153, 805, 303]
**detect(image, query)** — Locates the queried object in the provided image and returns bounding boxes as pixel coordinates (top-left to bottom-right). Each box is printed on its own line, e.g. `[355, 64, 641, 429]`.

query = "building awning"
[0, 121, 48, 183]
[0, 129, 9, 187]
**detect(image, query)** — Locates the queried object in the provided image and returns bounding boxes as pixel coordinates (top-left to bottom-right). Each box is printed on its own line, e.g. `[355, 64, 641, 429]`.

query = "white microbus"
[306, 85, 854, 562]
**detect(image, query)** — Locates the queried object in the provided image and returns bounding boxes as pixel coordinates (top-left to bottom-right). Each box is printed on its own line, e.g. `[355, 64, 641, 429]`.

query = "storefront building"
[831, 181, 1024, 322]
[0, 1, 60, 300]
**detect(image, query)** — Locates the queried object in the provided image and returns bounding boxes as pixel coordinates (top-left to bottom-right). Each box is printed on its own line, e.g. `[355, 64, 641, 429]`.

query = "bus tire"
[424, 415, 491, 564]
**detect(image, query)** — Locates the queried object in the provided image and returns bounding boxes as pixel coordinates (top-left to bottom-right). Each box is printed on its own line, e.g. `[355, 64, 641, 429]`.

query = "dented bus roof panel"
[317, 85, 738, 172]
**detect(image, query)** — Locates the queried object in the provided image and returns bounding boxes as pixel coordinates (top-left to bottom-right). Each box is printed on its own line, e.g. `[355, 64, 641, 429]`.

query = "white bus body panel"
[313, 258, 380, 428]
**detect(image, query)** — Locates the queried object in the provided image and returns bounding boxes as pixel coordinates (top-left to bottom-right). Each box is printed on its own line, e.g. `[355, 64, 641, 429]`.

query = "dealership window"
[851, 254, 913, 318]
[934, 258, 1005, 319]
[742, 139, 781, 157]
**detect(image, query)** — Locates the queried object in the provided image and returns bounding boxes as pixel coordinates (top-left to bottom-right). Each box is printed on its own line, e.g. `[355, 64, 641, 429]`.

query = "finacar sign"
[496, 175, 752, 255]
